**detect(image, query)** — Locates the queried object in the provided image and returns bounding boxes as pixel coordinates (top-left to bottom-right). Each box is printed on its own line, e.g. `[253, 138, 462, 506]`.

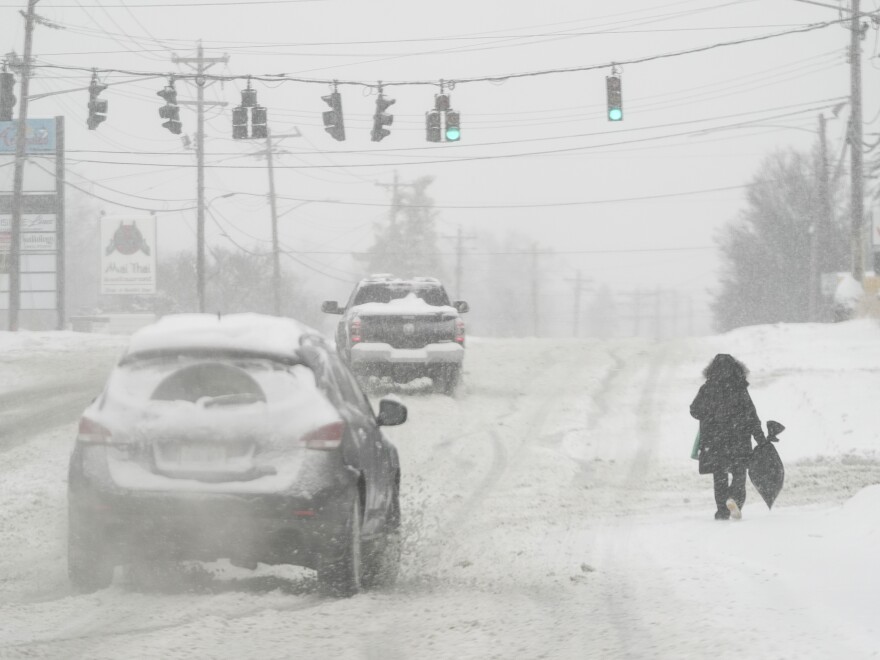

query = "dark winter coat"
[690, 354, 765, 475]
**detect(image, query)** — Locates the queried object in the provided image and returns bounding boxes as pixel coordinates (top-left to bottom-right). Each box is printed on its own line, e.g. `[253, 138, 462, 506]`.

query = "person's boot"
[714, 509, 730, 520]
[726, 498, 742, 520]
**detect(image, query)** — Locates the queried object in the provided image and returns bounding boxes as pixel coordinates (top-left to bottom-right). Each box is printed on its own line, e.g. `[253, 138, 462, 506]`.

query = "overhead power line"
[27, 18, 846, 89]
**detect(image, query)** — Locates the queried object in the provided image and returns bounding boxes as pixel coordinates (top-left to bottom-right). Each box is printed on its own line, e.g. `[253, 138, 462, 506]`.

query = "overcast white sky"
[3, 0, 875, 330]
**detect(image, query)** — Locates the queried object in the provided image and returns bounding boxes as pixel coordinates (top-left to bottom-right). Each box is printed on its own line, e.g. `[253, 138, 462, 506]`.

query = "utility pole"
[849, 0, 866, 282]
[253, 127, 300, 316]
[173, 43, 228, 313]
[564, 270, 592, 337]
[811, 113, 832, 321]
[440, 224, 476, 300]
[454, 225, 464, 301]
[376, 171, 402, 227]
[55, 116, 65, 330]
[530, 242, 539, 337]
[654, 287, 662, 339]
[633, 289, 642, 337]
[687, 296, 694, 336]
[8, 0, 38, 331]
[266, 127, 281, 316]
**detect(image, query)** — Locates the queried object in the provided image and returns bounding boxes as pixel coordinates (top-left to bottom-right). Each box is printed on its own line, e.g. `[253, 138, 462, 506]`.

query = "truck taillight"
[302, 421, 345, 450]
[77, 417, 112, 444]
[455, 318, 465, 344]
[350, 317, 362, 343]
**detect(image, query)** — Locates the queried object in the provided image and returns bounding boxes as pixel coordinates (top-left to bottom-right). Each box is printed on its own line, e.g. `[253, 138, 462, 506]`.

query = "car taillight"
[455, 318, 465, 344]
[302, 421, 345, 450]
[77, 417, 112, 444]
[350, 317, 362, 344]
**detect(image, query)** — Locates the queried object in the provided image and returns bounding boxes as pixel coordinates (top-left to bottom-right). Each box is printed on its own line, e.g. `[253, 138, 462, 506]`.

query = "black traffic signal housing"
[322, 91, 345, 141]
[157, 82, 182, 134]
[434, 93, 450, 112]
[425, 93, 461, 143]
[231, 82, 267, 139]
[251, 105, 268, 139]
[241, 87, 257, 108]
[0, 70, 16, 122]
[87, 73, 108, 130]
[232, 106, 248, 139]
[426, 109, 441, 142]
[445, 109, 461, 142]
[606, 75, 623, 121]
[371, 92, 395, 142]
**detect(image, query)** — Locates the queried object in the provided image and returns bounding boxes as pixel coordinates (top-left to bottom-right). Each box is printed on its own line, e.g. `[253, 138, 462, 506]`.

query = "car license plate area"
[153, 441, 255, 478]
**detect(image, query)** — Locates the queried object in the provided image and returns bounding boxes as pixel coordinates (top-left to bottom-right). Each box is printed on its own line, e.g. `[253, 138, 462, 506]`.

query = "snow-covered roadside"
[0, 331, 128, 396]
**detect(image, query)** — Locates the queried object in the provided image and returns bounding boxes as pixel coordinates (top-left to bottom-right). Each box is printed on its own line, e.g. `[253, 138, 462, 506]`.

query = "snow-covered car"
[322, 275, 469, 394]
[66, 313, 407, 596]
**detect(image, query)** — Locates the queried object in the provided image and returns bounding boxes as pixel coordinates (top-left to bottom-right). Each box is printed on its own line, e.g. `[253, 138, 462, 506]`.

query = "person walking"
[690, 354, 765, 520]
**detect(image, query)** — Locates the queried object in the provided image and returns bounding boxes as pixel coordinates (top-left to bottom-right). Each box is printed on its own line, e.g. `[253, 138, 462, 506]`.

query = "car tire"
[317, 495, 363, 597]
[434, 365, 461, 396]
[68, 505, 114, 593]
[362, 485, 401, 590]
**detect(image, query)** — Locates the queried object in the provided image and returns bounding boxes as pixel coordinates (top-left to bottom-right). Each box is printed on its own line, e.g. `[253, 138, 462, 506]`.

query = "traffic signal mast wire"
[25, 17, 846, 90]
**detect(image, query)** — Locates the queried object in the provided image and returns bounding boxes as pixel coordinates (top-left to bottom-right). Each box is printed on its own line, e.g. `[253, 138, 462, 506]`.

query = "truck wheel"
[317, 495, 363, 597]
[434, 365, 461, 396]
[68, 506, 114, 593]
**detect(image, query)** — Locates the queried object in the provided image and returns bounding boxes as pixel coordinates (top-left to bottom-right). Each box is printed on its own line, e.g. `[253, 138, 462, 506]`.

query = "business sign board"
[101, 216, 157, 294]
[0, 119, 57, 154]
[0, 214, 56, 232]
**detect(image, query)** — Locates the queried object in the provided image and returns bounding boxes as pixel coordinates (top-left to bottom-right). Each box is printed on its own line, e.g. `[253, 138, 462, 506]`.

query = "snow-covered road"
[1, 325, 879, 659]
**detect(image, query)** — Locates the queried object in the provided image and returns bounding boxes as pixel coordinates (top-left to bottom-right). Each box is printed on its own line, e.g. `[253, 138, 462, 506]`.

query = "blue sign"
[0, 119, 57, 154]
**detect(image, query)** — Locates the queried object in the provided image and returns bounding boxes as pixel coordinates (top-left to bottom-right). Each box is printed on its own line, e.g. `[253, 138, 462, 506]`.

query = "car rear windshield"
[353, 283, 450, 306]
[105, 356, 318, 408]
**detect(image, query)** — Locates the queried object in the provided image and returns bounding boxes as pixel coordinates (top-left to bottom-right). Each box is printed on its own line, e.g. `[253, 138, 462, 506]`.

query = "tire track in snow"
[589, 341, 680, 658]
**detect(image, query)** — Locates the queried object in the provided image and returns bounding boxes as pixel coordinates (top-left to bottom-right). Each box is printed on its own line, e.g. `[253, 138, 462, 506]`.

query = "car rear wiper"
[198, 392, 265, 408]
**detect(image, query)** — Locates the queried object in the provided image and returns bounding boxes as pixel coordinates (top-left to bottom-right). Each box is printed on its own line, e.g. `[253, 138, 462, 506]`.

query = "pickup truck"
[322, 275, 469, 394]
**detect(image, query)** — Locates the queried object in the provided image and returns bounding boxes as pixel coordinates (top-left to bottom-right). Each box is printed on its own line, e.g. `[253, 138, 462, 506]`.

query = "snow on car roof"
[123, 313, 319, 360]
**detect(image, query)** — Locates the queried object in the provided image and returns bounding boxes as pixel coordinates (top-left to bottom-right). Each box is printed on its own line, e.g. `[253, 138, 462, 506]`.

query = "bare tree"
[712, 148, 848, 331]
[361, 176, 444, 279]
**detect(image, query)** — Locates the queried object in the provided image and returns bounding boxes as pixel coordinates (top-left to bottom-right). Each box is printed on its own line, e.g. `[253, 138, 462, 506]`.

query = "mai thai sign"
[100, 216, 157, 295]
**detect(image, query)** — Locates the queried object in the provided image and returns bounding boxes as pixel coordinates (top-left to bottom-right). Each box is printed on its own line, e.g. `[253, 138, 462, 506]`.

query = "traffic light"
[231, 83, 267, 139]
[0, 71, 15, 122]
[371, 93, 395, 142]
[425, 93, 461, 143]
[321, 91, 345, 141]
[426, 110, 441, 142]
[232, 106, 248, 139]
[251, 105, 267, 139]
[157, 82, 181, 134]
[87, 73, 108, 130]
[445, 110, 461, 142]
[606, 75, 623, 121]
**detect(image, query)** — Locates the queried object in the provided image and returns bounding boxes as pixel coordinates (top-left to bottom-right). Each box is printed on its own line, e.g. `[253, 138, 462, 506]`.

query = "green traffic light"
[608, 108, 623, 121]
[445, 126, 460, 141]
